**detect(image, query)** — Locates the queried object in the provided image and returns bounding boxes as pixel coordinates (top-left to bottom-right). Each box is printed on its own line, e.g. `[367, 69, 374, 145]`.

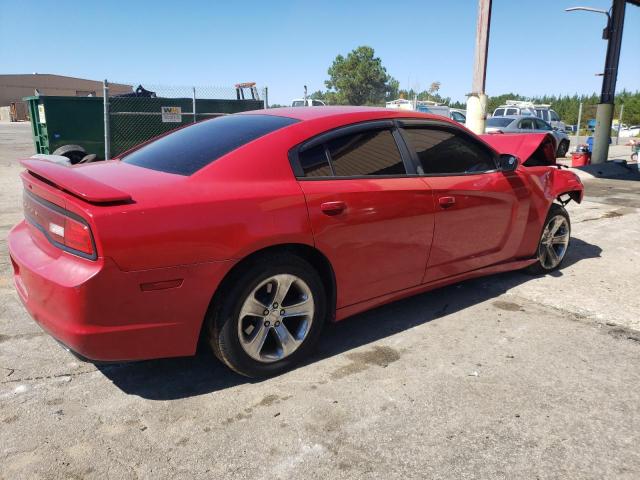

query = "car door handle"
[438, 196, 456, 208]
[320, 201, 347, 216]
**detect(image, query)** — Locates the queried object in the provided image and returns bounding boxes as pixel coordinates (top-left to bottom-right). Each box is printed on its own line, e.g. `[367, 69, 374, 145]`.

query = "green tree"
[325, 46, 398, 105]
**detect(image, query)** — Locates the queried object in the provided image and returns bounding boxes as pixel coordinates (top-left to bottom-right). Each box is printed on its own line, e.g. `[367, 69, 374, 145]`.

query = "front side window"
[535, 118, 552, 130]
[550, 110, 560, 122]
[402, 127, 496, 175]
[536, 109, 549, 121]
[451, 111, 466, 122]
[494, 108, 505, 116]
[326, 129, 406, 177]
[505, 108, 518, 116]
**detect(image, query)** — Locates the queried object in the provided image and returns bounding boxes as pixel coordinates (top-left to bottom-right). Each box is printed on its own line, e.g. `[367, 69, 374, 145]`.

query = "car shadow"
[575, 162, 640, 181]
[98, 236, 602, 400]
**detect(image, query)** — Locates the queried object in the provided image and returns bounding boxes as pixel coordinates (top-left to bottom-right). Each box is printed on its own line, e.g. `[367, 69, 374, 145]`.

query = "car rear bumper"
[8, 220, 233, 362]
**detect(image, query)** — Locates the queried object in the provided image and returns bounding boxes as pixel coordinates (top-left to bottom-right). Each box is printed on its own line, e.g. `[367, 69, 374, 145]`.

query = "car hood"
[480, 133, 552, 161]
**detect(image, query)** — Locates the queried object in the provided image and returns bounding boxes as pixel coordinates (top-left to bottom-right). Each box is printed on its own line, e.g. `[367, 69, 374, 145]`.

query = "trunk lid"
[21, 159, 132, 204]
[20, 158, 187, 206]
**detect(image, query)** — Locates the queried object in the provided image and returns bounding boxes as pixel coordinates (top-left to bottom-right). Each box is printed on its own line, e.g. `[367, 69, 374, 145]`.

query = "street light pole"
[466, 0, 492, 135]
[566, 0, 626, 163]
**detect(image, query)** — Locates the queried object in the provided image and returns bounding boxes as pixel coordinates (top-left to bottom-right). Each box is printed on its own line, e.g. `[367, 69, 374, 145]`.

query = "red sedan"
[8, 107, 584, 377]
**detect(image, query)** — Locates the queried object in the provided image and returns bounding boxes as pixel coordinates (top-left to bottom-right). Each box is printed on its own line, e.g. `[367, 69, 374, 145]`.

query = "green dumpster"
[24, 94, 264, 162]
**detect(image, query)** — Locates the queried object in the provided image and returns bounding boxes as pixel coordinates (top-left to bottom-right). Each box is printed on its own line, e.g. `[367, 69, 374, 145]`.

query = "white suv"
[492, 101, 537, 118]
[534, 106, 566, 132]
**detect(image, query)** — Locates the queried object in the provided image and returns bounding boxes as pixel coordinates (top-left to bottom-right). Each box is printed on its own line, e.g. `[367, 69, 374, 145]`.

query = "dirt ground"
[1, 122, 639, 479]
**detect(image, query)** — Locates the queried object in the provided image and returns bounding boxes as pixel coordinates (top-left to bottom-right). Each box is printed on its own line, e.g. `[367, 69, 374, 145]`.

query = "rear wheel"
[526, 204, 571, 275]
[206, 254, 326, 378]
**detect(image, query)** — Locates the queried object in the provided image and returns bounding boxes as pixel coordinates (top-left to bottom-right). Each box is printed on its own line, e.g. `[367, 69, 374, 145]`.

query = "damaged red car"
[8, 107, 583, 377]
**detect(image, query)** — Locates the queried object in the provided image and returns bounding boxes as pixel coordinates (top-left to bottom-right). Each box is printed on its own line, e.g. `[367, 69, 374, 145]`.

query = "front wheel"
[206, 254, 326, 378]
[556, 140, 569, 158]
[526, 204, 571, 275]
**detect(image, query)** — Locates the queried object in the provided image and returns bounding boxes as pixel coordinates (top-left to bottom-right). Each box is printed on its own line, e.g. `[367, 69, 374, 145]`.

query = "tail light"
[23, 191, 96, 259]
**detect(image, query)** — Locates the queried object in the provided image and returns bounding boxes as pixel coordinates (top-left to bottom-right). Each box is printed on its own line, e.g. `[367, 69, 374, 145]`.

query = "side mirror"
[499, 154, 518, 172]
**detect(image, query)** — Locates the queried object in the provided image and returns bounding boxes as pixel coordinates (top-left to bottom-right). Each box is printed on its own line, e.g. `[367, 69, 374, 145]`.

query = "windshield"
[486, 118, 513, 127]
[122, 114, 298, 175]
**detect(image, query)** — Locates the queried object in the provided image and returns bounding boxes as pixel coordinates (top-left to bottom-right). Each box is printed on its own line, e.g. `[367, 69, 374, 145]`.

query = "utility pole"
[566, 0, 626, 163]
[466, 0, 492, 135]
[593, 0, 626, 163]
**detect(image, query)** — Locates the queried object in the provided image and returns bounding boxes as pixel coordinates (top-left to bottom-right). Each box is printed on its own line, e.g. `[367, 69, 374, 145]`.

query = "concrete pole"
[592, 0, 626, 163]
[466, 0, 492, 135]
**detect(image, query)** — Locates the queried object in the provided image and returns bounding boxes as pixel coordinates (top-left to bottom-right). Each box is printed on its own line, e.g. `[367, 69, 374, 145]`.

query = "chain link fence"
[105, 81, 266, 158]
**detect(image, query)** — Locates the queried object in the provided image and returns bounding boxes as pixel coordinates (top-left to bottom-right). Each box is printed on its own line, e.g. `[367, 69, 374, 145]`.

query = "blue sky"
[1, 0, 638, 105]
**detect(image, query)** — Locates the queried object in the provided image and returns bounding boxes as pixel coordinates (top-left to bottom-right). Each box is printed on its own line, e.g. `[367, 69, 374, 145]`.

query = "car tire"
[525, 204, 571, 275]
[52, 144, 87, 164]
[556, 140, 569, 158]
[206, 253, 327, 378]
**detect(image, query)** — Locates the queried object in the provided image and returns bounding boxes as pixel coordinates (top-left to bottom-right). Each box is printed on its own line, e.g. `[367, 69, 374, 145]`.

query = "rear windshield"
[486, 118, 513, 127]
[122, 114, 298, 175]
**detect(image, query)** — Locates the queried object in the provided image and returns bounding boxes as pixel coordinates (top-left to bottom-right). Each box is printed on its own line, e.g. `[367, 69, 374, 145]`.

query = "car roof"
[494, 115, 538, 120]
[241, 106, 449, 123]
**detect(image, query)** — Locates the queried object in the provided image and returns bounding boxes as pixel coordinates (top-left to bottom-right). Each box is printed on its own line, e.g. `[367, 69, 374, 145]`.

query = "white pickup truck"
[291, 99, 326, 107]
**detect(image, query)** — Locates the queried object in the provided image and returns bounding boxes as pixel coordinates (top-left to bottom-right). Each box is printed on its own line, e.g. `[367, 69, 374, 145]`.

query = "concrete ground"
[1, 123, 639, 479]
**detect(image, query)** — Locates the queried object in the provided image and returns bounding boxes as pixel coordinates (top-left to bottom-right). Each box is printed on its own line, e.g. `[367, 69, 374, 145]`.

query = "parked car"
[450, 108, 467, 124]
[8, 107, 583, 378]
[485, 115, 571, 157]
[534, 105, 566, 132]
[414, 104, 466, 124]
[292, 98, 325, 107]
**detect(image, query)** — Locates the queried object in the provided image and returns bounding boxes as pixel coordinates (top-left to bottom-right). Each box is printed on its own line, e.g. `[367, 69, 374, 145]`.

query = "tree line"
[305, 46, 640, 126]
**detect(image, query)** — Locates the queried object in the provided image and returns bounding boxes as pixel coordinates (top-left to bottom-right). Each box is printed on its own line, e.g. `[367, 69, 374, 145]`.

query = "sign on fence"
[161, 106, 182, 123]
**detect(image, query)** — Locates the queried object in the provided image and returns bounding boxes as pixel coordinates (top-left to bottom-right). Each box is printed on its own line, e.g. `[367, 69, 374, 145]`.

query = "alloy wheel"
[538, 215, 570, 269]
[237, 274, 314, 363]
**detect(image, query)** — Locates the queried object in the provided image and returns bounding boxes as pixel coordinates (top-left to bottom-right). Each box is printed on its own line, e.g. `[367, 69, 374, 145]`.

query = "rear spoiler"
[20, 159, 132, 204]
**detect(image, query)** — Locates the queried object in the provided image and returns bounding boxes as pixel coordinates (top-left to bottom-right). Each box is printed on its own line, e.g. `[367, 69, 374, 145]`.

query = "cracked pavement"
[1, 123, 639, 479]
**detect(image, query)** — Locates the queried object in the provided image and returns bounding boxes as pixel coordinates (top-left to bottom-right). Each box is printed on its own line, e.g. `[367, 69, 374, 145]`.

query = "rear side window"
[327, 130, 406, 176]
[494, 108, 505, 116]
[299, 144, 332, 177]
[505, 108, 518, 116]
[519, 118, 536, 130]
[402, 127, 496, 175]
[122, 114, 298, 175]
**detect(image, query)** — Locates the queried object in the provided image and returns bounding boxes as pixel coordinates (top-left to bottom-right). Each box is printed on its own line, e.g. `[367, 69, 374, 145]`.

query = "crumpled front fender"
[549, 168, 584, 204]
